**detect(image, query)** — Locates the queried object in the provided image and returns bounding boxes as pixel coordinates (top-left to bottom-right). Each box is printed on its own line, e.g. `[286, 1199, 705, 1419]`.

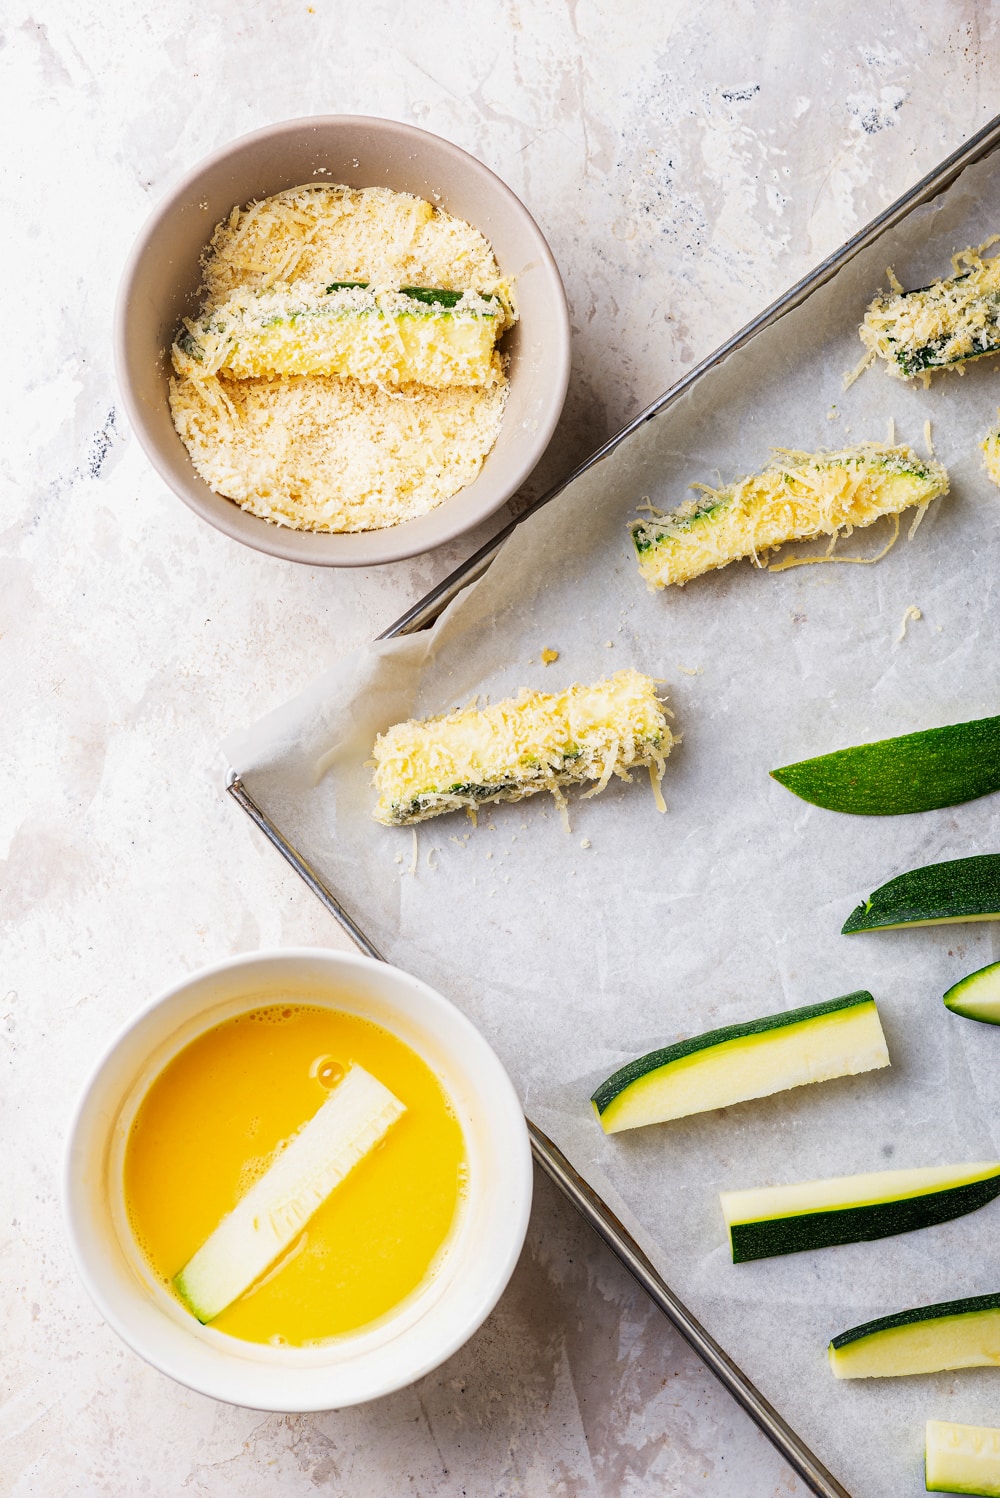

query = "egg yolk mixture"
[123, 1003, 466, 1346]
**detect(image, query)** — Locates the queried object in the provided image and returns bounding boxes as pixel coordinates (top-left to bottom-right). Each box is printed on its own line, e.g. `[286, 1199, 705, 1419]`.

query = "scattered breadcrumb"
[677, 664, 703, 677]
[896, 604, 923, 642]
[541, 648, 560, 665]
[580, 838, 592, 849]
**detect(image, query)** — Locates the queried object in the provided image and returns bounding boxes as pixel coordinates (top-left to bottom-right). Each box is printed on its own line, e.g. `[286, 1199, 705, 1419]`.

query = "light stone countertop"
[5, 4, 1000, 1494]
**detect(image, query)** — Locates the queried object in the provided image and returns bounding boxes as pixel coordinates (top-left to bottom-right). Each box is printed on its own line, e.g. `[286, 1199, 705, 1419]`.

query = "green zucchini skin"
[842, 854, 1000, 934]
[591, 991, 874, 1116]
[325, 282, 499, 312]
[944, 960, 1000, 1024]
[729, 1171, 1000, 1263]
[770, 715, 1000, 816]
[831, 1291, 1000, 1353]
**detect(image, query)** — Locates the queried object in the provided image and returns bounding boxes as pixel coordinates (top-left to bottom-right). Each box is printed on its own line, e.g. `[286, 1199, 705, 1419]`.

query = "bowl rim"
[63, 946, 533, 1410]
[113, 114, 571, 567]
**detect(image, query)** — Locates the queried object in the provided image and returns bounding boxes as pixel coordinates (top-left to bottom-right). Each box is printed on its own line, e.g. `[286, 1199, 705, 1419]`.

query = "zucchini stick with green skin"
[842, 854, 1000, 934]
[371, 669, 673, 827]
[721, 1162, 1000, 1263]
[591, 991, 889, 1134]
[173, 281, 510, 387]
[944, 960, 1000, 1023]
[770, 715, 1000, 816]
[630, 444, 949, 589]
[829, 1292, 1000, 1379]
[860, 247, 1000, 379]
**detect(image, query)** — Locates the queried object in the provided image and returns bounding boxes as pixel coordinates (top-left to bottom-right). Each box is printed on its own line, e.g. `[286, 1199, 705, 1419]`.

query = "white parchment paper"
[225, 147, 1000, 1497]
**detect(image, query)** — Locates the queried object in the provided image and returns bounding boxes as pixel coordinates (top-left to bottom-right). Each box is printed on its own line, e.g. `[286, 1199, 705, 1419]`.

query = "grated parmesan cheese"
[170, 372, 507, 532]
[860, 243, 1000, 380]
[169, 184, 514, 532]
[370, 669, 674, 827]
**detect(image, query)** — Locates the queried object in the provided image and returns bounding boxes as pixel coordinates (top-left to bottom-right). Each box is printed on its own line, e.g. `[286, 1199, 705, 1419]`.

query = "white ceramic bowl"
[115, 115, 571, 565]
[64, 948, 532, 1411]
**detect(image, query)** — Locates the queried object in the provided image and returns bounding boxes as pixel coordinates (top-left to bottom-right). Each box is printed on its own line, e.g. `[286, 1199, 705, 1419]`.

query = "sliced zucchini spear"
[591, 991, 888, 1134]
[926, 1420, 1000, 1497]
[944, 960, 1000, 1024]
[829, 1292, 1000, 1379]
[173, 1064, 405, 1323]
[721, 1162, 1000, 1263]
[842, 854, 1000, 934]
[770, 715, 1000, 816]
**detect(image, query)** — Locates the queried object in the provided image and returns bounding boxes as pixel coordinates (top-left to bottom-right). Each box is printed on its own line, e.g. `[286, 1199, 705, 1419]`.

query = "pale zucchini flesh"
[591, 991, 889, 1134]
[630, 445, 949, 589]
[926, 1420, 1000, 1496]
[944, 960, 1000, 1024]
[829, 1292, 1000, 1379]
[721, 1161, 1000, 1262]
[173, 1064, 405, 1324]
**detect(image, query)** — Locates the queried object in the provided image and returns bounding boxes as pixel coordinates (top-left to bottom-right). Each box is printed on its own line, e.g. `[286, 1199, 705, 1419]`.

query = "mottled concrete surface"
[5, 3, 1000, 1493]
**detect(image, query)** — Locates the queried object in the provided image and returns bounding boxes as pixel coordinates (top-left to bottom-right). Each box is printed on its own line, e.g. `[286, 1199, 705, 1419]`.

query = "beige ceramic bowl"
[115, 116, 570, 565]
[64, 948, 532, 1411]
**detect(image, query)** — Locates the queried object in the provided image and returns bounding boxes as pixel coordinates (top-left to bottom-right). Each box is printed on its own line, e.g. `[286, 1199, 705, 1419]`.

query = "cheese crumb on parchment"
[896, 604, 922, 642]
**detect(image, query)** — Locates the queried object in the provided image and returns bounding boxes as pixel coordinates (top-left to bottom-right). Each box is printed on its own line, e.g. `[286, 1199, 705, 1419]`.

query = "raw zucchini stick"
[631, 444, 948, 589]
[944, 960, 1000, 1024]
[173, 282, 509, 388]
[860, 247, 1000, 379]
[173, 1065, 405, 1323]
[721, 1162, 1000, 1263]
[770, 714, 1000, 816]
[829, 1292, 1000, 1379]
[371, 668, 674, 827]
[842, 853, 1000, 934]
[590, 991, 889, 1135]
[926, 1420, 1000, 1496]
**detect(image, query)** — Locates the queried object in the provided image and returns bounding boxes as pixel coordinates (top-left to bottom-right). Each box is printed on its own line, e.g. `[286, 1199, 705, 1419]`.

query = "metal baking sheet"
[224, 113, 1000, 1498]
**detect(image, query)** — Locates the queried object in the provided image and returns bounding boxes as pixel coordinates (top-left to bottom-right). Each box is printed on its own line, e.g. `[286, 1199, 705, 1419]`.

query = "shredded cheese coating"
[860, 242, 1000, 380]
[630, 444, 949, 589]
[168, 184, 514, 532]
[371, 669, 674, 827]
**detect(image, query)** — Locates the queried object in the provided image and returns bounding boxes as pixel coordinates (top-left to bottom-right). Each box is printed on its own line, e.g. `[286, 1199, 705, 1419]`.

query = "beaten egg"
[123, 1002, 467, 1347]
